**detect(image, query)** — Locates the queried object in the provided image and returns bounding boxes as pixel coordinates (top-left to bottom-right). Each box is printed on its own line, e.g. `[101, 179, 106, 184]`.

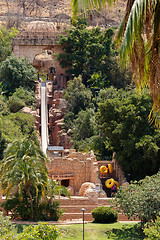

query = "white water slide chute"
[41, 82, 48, 154]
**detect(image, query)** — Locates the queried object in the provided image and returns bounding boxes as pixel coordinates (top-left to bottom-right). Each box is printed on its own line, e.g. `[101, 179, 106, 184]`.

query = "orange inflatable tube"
[108, 164, 113, 173]
[100, 166, 108, 174]
[105, 178, 115, 188]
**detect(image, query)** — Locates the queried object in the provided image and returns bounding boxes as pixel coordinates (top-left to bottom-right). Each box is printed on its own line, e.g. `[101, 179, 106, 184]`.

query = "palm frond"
[150, 0, 160, 111]
[149, 107, 160, 128]
[70, 0, 110, 17]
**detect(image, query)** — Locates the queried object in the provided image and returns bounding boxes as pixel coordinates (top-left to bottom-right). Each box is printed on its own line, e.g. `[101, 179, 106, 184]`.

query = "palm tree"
[70, 0, 160, 124]
[0, 138, 48, 219]
[46, 179, 70, 201]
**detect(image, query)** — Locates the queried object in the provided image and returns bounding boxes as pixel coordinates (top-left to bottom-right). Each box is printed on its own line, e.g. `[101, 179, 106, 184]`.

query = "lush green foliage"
[64, 80, 160, 176]
[70, 0, 160, 127]
[0, 55, 37, 95]
[2, 112, 38, 143]
[0, 212, 15, 239]
[113, 172, 160, 226]
[144, 217, 160, 239]
[72, 108, 97, 147]
[0, 138, 48, 220]
[58, 18, 131, 88]
[91, 206, 118, 223]
[0, 86, 37, 144]
[97, 87, 160, 180]
[0, 95, 10, 115]
[64, 76, 93, 130]
[0, 139, 69, 220]
[8, 87, 36, 112]
[0, 130, 7, 160]
[0, 26, 19, 62]
[17, 223, 60, 240]
[2, 181, 66, 221]
[8, 95, 25, 113]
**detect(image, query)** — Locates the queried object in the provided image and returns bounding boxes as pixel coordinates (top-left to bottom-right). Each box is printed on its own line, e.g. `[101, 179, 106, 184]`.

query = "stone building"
[47, 148, 126, 196]
[47, 149, 99, 195]
[12, 21, 69, 78]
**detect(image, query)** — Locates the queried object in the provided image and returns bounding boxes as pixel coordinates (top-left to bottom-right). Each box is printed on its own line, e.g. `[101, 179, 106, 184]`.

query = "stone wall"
[47, 149, 98, 195]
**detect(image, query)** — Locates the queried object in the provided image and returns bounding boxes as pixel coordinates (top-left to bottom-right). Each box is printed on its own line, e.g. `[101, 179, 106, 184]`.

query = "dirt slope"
[0, 0, 126, 29]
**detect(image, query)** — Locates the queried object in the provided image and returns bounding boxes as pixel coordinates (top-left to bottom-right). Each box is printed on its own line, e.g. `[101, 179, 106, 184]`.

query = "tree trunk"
[27, 188, 34, 220]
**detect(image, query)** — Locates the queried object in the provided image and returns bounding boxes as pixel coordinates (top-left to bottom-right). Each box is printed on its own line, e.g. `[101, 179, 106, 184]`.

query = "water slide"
[41, 82, 48, 154]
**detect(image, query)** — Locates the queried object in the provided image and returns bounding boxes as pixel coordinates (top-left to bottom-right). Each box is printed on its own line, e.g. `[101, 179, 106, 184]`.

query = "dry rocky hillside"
[0, 0, 126, 30]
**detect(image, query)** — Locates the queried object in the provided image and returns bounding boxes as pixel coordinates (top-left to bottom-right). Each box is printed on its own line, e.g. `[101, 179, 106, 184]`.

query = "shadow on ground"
[105, 224, 145, 240]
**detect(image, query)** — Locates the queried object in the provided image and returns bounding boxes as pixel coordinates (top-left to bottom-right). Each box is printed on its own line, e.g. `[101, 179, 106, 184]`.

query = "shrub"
[0, 211, 15, 239]
[0, 95, 10, 115]
[143, 217, 160, 239]
[91, 206, 118, 223]
[8, 95, 25, 112]
[17, 222, 60, 240]
[112, 171, 160, 227]
[11, 87, 36, 108]
[37, 201, 64, 221]
[2, 112, 38, 143]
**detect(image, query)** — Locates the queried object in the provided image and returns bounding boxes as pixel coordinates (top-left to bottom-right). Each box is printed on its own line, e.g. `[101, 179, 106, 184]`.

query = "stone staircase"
[58, 196, 139, 222]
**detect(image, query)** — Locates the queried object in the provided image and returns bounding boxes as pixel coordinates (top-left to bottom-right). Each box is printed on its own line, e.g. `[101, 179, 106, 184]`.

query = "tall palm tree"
[70, 0, 160, 124]
[0, 138, 48, 219]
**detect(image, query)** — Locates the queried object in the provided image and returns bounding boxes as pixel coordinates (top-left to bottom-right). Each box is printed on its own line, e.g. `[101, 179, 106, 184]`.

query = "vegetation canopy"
[70, 0, 160, 125]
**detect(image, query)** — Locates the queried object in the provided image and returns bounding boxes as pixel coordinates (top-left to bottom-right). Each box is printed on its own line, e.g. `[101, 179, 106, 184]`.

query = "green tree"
[2, 112, 38, 143]
[97, 87, 160, 180]
[64, 76, 92, 130]
[58, 18, 131, 88]
[0, 26, 19, 62]
[0, 55, 37, 95]
[0, 138, 48, 220]
[72, 108, 96, 141]
[70, 0, 160, 122]
[113, 172, 160, 227]
[71, 108, 98, 151]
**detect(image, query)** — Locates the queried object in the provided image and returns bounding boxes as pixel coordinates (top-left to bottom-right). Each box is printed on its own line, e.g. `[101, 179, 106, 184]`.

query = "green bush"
[2, 112, 38, 143]
[112, 172, 160, 226]
[91, 206, 118, 223]
[17, 222, 60, 240]
[11, 87, 36, 108]
[144, 217, 160, 239]
[37, 201, 64, 221]
[8, 95, 25, 112]
[0, 211, 15, 239]
[0, 95, 10, 115]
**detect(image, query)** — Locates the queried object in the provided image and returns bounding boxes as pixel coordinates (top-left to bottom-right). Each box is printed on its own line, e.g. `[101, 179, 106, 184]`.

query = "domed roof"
[25, 21, 56, 33]
[12, 21, 65, 46]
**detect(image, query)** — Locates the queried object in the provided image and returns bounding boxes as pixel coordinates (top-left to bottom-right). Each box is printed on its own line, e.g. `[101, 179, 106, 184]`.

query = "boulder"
[84, 188, 98, 203]
[78, 182, 95, 196]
